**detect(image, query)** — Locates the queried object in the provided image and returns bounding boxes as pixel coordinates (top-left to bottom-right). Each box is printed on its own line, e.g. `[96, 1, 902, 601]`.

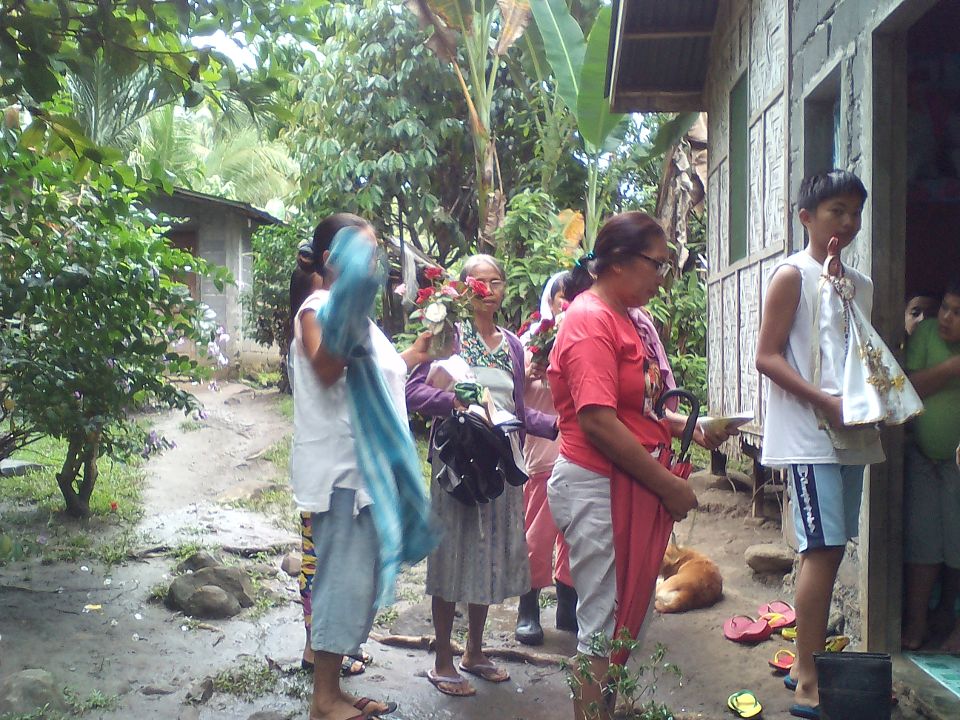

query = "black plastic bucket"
[814, 651, 892, 720]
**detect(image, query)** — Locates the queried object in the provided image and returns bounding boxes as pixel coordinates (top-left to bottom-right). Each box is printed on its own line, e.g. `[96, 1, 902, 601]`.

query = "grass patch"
[688, 444, 752, 476]
[277, 394, 293, 420]
[178, 419, 205, 433]
[374, 606, 399, 627]
[213, 658, 279, 700]
[242, 370, 282, 389]
[169, 540, 208, 562]
[148, 581, 169, 603]
[415, 435, 430, 487]
[64, 688, 119, 714]
[539, 592, 557, 609]
[263, 438, 290, 470]
[5, 435, 144, 521]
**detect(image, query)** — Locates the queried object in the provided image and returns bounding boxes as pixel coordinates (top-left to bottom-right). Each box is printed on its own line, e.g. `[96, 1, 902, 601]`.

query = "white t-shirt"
[288, 289, 408, 514]
[761, 251, 885, 467]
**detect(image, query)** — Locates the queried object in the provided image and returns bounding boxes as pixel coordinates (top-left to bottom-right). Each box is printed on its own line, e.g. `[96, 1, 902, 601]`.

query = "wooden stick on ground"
[368, 632, 566, 667]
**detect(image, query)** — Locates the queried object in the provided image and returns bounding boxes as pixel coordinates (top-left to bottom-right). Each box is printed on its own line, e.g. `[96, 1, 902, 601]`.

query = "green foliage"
[1, 1, 326, 154]
[648, 270, 708, 405]
[0, 127, 226, 516]
[245, 223, 305, 387]
[565, 635, 682, 720]
[291, 1, 474, 263]
[495, 190, 573, 329]
[213, 658, 280, 700]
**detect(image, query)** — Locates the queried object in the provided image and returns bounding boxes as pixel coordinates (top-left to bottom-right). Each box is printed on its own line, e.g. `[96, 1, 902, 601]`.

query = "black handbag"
[432, 409, 527, 506]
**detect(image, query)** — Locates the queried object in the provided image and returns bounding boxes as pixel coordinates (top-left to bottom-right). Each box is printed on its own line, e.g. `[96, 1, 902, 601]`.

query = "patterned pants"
[299, 512, 317, 629]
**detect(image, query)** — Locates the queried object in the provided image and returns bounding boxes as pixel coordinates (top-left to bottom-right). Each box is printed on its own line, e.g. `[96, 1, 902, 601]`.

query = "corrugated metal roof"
[169, 188, 282, 226]
[609, 0, 718, 112]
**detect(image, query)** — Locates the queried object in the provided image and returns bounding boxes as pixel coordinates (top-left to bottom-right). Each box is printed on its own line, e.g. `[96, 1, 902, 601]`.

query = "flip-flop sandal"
[723, 615, 774, 643]
[353, 697, 398, 715]
[781, 626, 797, 641]
[349, 649, 374, 665]
[759, 600, 796, 627]
[825, 635, 850, 652]
[426, 669, 476, 697]
[727, 690, 763, 718]
[784, 675, 797, 691]
[769, 649, 796, 673]
[759, 611, 792, 630]
[789, 703, 820, 719]
[340, 657, 366, 677]
[458, 661, 510, 683]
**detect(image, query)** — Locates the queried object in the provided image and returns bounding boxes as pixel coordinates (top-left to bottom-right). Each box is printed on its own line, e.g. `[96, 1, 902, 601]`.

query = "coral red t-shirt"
[548, 291, 671, 477]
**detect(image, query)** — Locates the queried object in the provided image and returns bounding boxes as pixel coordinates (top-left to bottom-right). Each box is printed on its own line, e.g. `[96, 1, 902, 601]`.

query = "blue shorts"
[310, 488, 380, 656]
[788, 464, 864, 552]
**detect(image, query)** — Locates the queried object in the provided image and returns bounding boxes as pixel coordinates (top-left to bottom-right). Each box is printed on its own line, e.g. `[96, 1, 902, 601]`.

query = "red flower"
[518, 321, 531, 335]
[535, 318, 556, 334]
[530, 311, 541, 320]
[424, 266, 443, 280]
[468, 279, 491, 298]
[109, 501, 118, 512]
[529, 345, 541, 353]
[416, 287, 435, 304]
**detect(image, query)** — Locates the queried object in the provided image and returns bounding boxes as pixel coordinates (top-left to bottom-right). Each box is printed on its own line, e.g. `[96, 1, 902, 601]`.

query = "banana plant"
[406, 0, 533, 251]
[529, 0, 628, 248]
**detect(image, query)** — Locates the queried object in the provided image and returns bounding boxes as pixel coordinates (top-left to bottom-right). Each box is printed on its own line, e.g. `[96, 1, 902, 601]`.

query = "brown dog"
[655, 543, 723, 613]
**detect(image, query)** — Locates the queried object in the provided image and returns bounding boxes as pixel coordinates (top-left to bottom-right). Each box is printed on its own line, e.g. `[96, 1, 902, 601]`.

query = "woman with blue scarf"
[289, 213, 439, 720]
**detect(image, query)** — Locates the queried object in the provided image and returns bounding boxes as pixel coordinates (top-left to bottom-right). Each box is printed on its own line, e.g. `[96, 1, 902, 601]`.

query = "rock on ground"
[745, 542, 796, 574]
[176, 551, 222, 574]
[0, 668, 68, 716]
[166, 565, 255, 618]
[280, 552, 301, 577]
[184, 584, 242, 618]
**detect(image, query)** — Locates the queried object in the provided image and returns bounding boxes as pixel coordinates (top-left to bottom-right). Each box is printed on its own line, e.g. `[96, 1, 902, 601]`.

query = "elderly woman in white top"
[289, 212, 438, 720]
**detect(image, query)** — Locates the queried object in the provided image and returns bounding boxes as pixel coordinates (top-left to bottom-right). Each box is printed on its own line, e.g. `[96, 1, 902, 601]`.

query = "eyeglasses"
[476, 279, 506, 291]
[636, 253, 672, 279]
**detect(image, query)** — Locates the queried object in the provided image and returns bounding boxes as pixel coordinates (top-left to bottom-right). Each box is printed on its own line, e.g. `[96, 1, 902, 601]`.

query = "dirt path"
[0, 384, 924, 719]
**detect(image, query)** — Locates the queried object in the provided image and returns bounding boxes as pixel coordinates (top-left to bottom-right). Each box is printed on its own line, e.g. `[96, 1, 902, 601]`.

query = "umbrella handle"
[654, 388, 700, 461]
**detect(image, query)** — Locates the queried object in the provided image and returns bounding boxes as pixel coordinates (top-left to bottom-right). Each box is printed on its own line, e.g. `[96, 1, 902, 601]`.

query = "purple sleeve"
[504, 329, 558, 440]
[405, 361, 456, 417]
[524, 405, 558, 440]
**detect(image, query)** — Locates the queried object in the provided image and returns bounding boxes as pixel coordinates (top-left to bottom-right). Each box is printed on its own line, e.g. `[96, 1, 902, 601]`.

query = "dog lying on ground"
[655, 543, 723, 613]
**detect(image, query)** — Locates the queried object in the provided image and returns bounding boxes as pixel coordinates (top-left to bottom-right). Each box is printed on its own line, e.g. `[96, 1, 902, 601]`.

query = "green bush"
[0, 127, 226, 517]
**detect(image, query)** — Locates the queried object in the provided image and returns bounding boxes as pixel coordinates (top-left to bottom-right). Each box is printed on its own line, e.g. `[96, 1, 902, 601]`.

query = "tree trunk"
[78, 431, 100, 508]
[56, 432, 89, 518]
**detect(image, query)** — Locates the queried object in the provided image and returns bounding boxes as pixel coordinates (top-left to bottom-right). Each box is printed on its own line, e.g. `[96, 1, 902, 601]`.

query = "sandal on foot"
[426, 669, 476, 697]
[340, 658, 366, 677]
[727, 690, 763, 718]
[789, 703, 820, 719]
[349, 649, 374, 665]
[784, 675, 797, 691]
[769, 649, 796, 673]
[353, 698, 398, 716]
[458, 661, 510, 683]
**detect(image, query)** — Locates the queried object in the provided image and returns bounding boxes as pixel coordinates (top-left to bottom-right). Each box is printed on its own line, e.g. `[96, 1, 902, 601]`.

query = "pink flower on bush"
[440, 285, 460, 298]
[394, 283, 407, 296]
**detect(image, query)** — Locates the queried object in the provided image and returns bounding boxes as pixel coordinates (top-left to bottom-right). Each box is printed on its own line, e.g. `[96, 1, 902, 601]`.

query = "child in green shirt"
[902, 280, 960, 651]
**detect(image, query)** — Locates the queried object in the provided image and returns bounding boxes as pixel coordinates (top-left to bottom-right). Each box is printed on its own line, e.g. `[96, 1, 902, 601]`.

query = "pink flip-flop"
[426, 669, 476, 697]
[759, 601, 796, 627]
[724, 615, 774, 643]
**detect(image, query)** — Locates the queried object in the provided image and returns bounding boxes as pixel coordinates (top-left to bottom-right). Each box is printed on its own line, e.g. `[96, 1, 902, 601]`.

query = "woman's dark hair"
[550, 271, 572, 300]
[289, 212, 370, 337]
[297, 212, 370, 276]
[566, 212, 666, 302]
[287, 267, 318, 346]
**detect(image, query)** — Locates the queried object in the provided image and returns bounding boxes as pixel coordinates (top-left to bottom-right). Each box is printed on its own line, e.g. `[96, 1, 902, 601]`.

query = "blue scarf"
[316, 228, 437, 607]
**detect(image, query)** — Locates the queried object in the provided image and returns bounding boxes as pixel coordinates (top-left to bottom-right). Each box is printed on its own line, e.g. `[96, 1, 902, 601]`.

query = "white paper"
[425, 354, 475, 391]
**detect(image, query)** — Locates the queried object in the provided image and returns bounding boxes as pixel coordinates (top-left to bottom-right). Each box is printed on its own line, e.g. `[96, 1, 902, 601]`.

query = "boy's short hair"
[798, 170, 868, 212]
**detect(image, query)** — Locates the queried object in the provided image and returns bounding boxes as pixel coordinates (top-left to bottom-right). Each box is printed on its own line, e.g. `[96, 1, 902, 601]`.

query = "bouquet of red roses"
[527, 317, 558, 364]
[400, 266, 490, 355]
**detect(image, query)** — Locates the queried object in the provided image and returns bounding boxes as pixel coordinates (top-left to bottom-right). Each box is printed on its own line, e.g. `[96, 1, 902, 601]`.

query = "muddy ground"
[0, 383, 925, 719]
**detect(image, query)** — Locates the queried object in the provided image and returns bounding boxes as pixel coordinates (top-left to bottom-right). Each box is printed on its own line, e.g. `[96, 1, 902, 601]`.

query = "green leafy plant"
[1, 126, 228, 517]
[564, 634, 682, 720]
[495, 190, 573, 329]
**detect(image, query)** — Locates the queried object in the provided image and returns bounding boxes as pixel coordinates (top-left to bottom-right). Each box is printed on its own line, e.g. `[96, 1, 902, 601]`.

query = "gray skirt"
[425, 457, 531, 605]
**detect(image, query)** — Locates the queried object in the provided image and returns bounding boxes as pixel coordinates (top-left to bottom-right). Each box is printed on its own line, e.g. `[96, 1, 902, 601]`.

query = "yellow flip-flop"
[781, 626, 797, 640]
[727, 690, 763, 718]
[825, 635, 850, 652]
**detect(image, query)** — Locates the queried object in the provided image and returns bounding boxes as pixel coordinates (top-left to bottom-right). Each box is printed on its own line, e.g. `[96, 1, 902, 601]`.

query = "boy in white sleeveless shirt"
[756, 170, 884, 719]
